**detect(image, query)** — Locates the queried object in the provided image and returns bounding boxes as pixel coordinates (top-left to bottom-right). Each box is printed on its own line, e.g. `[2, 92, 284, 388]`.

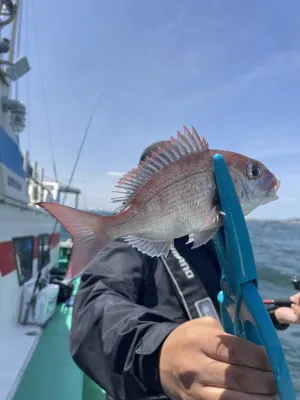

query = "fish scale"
[114, 170, 216, 241]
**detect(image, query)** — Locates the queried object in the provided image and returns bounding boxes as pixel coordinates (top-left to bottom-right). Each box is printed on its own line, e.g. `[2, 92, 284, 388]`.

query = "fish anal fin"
[122, 235, 172, 257]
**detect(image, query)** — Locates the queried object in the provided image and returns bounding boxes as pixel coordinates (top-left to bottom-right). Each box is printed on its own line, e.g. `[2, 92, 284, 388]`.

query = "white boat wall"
[0, 2, 80, 399]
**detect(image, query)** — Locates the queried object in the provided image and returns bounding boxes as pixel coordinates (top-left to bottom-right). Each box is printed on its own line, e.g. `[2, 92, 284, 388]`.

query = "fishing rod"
[263, 299, 292, 307]
[23, 92, 105, 325]
[263, 276, 300, 308]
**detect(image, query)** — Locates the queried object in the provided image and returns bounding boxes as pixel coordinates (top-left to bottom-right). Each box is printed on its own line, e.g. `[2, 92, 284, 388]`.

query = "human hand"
[159, 317, 277, 400]
[274, 292, 300, 325]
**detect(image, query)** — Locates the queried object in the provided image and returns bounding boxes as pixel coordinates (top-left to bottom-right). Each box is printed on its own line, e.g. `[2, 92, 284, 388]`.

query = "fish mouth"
[268, 179, 280, 198]
[268, 178, 280, 193]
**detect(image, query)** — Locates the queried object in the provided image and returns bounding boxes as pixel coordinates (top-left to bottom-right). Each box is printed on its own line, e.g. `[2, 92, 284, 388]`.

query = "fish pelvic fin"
[111, 126, 209, 211]
[37, 202, 115, 283]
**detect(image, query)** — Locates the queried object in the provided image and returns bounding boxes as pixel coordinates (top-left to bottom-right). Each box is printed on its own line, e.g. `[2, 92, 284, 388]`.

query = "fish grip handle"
[212, 153, 295, 399]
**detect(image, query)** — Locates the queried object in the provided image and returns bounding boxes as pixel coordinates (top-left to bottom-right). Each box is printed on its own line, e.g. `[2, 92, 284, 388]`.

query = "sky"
[16, 0, 300, 219]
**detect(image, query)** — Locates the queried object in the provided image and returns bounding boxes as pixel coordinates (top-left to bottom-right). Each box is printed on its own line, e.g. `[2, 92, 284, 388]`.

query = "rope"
[31, 0, 58, 182]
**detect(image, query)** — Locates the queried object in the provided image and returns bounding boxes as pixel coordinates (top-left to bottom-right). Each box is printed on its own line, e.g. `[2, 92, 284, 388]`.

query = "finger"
[274, 307, 296, 323]
[291, 304, 300, 319]
[195, 386, 278, 400]
[202, 333, 272, 371]
[291, 303, 300, 312]
[290, 293, 300, 304]
[196, 359, 277, 394]
[197, 316, 224, 330]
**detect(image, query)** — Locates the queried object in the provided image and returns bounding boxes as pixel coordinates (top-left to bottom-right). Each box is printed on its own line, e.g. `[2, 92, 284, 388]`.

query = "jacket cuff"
[269, 309, 290, 331]
[135, 322, 180, 395]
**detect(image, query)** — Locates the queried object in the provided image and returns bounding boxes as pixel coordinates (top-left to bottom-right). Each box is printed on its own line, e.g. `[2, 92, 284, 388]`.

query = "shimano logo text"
[170, 246, 195, 279]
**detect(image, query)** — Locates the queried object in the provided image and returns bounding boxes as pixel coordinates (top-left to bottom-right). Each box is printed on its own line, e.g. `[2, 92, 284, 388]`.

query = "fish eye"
[246, 163, 263, 180]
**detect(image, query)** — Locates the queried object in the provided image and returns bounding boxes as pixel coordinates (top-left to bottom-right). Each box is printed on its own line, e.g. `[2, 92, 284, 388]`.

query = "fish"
[38, 126, 280, 282]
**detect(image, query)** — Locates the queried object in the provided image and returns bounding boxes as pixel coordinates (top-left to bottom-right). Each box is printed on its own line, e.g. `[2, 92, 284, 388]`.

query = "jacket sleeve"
[266, 304, 290, 330]
[69, 240, 180, 400]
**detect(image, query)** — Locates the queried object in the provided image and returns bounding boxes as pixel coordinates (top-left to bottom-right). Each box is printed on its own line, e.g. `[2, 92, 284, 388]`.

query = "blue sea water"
[60, 219, 300, 396]
[248, 220, 300, 397]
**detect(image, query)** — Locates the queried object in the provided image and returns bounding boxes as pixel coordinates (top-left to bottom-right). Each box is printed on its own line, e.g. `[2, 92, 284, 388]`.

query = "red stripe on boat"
[0, 232, 61, 277]
[50, 232, 60, 249]
[0, 241, 15, 276]
[33, 237, 39, 260]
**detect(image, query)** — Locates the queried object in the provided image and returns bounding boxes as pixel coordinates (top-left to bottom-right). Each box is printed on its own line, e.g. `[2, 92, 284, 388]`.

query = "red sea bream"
[38, 126, 280, 282]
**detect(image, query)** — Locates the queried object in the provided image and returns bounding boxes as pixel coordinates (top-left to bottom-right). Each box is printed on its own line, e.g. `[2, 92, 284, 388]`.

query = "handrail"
[0, 193, 44, 212]
[26, 174, 53, 195]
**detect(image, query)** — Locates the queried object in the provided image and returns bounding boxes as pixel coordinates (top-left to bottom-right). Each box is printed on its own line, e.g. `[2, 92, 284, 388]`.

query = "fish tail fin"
[37, 202, 114, 283]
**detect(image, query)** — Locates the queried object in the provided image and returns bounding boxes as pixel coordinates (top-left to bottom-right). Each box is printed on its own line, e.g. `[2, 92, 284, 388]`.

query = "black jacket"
[69, 236, 284, 400]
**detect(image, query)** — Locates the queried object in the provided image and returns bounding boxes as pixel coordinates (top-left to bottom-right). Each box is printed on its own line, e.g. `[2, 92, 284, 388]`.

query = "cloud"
[231, 50, 300, 89]
[239, 138, 300, 160]
[106, 171, 126, 177]
[181, 50, 300, 107]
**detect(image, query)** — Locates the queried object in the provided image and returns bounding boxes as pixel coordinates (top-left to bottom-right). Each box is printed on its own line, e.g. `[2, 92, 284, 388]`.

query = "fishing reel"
[290, 276, 300, 291]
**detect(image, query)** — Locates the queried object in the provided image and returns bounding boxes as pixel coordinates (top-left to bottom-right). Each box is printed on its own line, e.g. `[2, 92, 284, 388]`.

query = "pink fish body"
[38, 126, 280, 282]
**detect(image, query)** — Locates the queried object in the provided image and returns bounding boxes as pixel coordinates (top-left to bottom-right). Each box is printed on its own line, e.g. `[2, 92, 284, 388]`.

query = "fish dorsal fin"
[111, 126, 209, 207]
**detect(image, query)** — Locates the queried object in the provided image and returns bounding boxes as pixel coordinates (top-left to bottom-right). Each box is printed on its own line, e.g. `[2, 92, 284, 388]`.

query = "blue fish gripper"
[212, 153, 295, 400]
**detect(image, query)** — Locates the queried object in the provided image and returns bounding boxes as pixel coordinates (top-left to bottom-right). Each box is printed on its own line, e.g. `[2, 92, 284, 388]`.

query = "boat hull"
[0, 201, 61, 400]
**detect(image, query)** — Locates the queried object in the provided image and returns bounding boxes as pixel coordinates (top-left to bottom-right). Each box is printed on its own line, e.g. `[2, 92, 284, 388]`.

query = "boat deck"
[13, 279, 106, 400]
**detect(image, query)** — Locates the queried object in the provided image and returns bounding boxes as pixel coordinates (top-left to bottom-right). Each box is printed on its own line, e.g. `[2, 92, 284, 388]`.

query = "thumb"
[196, 316, 224, 330]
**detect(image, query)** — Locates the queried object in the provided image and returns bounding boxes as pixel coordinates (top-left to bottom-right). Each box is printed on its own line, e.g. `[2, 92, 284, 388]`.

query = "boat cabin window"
[12, 236, 34, 285]
[38, 234, 50, 270]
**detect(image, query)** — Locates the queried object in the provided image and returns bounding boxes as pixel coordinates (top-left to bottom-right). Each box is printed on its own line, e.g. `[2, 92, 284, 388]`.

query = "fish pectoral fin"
[191, 228, 218, 249]
[201, 205, 224, 231]
[191, 205, 223, 248]
[202, 206, 219, 229]
[122, 235, 172, 257]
